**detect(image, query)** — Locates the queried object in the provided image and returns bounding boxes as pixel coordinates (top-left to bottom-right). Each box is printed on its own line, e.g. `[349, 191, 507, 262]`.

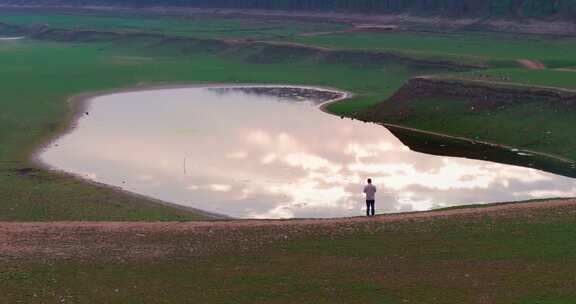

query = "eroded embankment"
[367, 76, 576, 120]
[396, 76, 576, 106]
[0, 22, 485, 70]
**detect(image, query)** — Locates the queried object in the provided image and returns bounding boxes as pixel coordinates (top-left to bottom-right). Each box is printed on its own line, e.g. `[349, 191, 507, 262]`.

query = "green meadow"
[6, 11, 576, 66]
[292, 31, 576, 67]
[380, 98, 576, 159]
[2, 9, 576, 304]
[0, 11, 345, 39]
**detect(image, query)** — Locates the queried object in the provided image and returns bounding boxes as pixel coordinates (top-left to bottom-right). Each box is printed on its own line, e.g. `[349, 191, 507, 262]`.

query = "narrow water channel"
[39, 86, 576, 218]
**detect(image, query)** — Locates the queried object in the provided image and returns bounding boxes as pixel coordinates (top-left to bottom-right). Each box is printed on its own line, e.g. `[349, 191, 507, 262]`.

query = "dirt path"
[517, 59, 547, 70]
[1, 199, 575, 264]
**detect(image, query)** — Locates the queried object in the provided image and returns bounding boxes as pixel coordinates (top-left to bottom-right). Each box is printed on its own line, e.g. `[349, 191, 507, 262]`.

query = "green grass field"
[3, 10, 576, 304]
[292, 31, 576, 67]
[376, 97, 576, 159]
[0, 11, 345, 39]
[5, 11, 576, 67]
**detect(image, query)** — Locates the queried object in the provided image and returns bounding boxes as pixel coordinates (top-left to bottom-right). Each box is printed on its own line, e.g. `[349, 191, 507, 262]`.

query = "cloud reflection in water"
[40, 87, 576, 218]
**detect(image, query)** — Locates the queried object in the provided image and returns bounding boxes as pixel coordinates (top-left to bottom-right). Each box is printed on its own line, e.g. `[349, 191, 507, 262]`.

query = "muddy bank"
[210, 86, 345, 104]
[0, 22, 484, 70]
[373, 76, 576, 116]
[384, 124, 576, 178]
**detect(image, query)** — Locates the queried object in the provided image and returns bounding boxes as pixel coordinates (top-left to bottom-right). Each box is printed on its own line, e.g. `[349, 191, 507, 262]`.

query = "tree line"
[5, 0, 576, 18]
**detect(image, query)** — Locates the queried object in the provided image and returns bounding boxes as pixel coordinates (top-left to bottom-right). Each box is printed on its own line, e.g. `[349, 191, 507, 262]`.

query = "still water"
[40, 86, 576, 218]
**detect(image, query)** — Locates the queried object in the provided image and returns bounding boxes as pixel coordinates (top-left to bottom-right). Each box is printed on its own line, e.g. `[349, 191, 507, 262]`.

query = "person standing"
[363, 178, 377, 216]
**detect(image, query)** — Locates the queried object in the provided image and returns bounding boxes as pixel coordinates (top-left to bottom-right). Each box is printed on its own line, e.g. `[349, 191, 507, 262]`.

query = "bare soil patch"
[1, 198, 574, 265]
[517, 59, 546, 70]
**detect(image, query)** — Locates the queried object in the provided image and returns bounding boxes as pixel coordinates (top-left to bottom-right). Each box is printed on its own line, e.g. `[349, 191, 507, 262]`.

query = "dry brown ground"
[517, 59, 547, 70]
[2, 198, 574, 265]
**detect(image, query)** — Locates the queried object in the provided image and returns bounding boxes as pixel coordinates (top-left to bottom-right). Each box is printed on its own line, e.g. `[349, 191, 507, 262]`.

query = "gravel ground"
[1, 198, 575, 265]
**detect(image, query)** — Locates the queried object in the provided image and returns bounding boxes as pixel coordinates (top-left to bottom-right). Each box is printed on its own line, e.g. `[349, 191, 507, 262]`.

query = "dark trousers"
[366, 200, 375, 216]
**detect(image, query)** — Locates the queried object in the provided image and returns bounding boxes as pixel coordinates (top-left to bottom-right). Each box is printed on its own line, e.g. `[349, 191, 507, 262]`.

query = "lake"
[39, 86, 576, 218]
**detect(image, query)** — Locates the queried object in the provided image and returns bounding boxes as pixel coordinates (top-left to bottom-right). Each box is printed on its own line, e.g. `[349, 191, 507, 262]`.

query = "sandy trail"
[1, 199, 575, 264]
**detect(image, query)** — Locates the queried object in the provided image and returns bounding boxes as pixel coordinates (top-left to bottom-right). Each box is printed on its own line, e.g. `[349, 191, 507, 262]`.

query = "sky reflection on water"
[40, 87, 576, 218]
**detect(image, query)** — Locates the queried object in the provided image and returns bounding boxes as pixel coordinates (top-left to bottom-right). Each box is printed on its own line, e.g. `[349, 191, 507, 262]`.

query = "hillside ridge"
[2, 0, 576, 19]
[2, 1, 576, 35]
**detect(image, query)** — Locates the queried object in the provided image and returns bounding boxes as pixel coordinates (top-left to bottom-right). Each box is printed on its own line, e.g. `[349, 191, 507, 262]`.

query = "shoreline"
[27, 81, 574, 221]
[379, 122, 576, 166]
[1, 197, 575, 229]
[30, 82, 351, 221]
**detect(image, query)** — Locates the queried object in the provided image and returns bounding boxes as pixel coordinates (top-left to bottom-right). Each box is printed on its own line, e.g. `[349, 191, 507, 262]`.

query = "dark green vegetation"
[3, 202, 576, 303]
[6, 0, 576, 19]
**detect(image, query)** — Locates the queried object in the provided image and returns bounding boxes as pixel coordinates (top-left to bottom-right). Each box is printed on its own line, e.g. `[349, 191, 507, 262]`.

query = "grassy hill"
[2, 8, 576, 304]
